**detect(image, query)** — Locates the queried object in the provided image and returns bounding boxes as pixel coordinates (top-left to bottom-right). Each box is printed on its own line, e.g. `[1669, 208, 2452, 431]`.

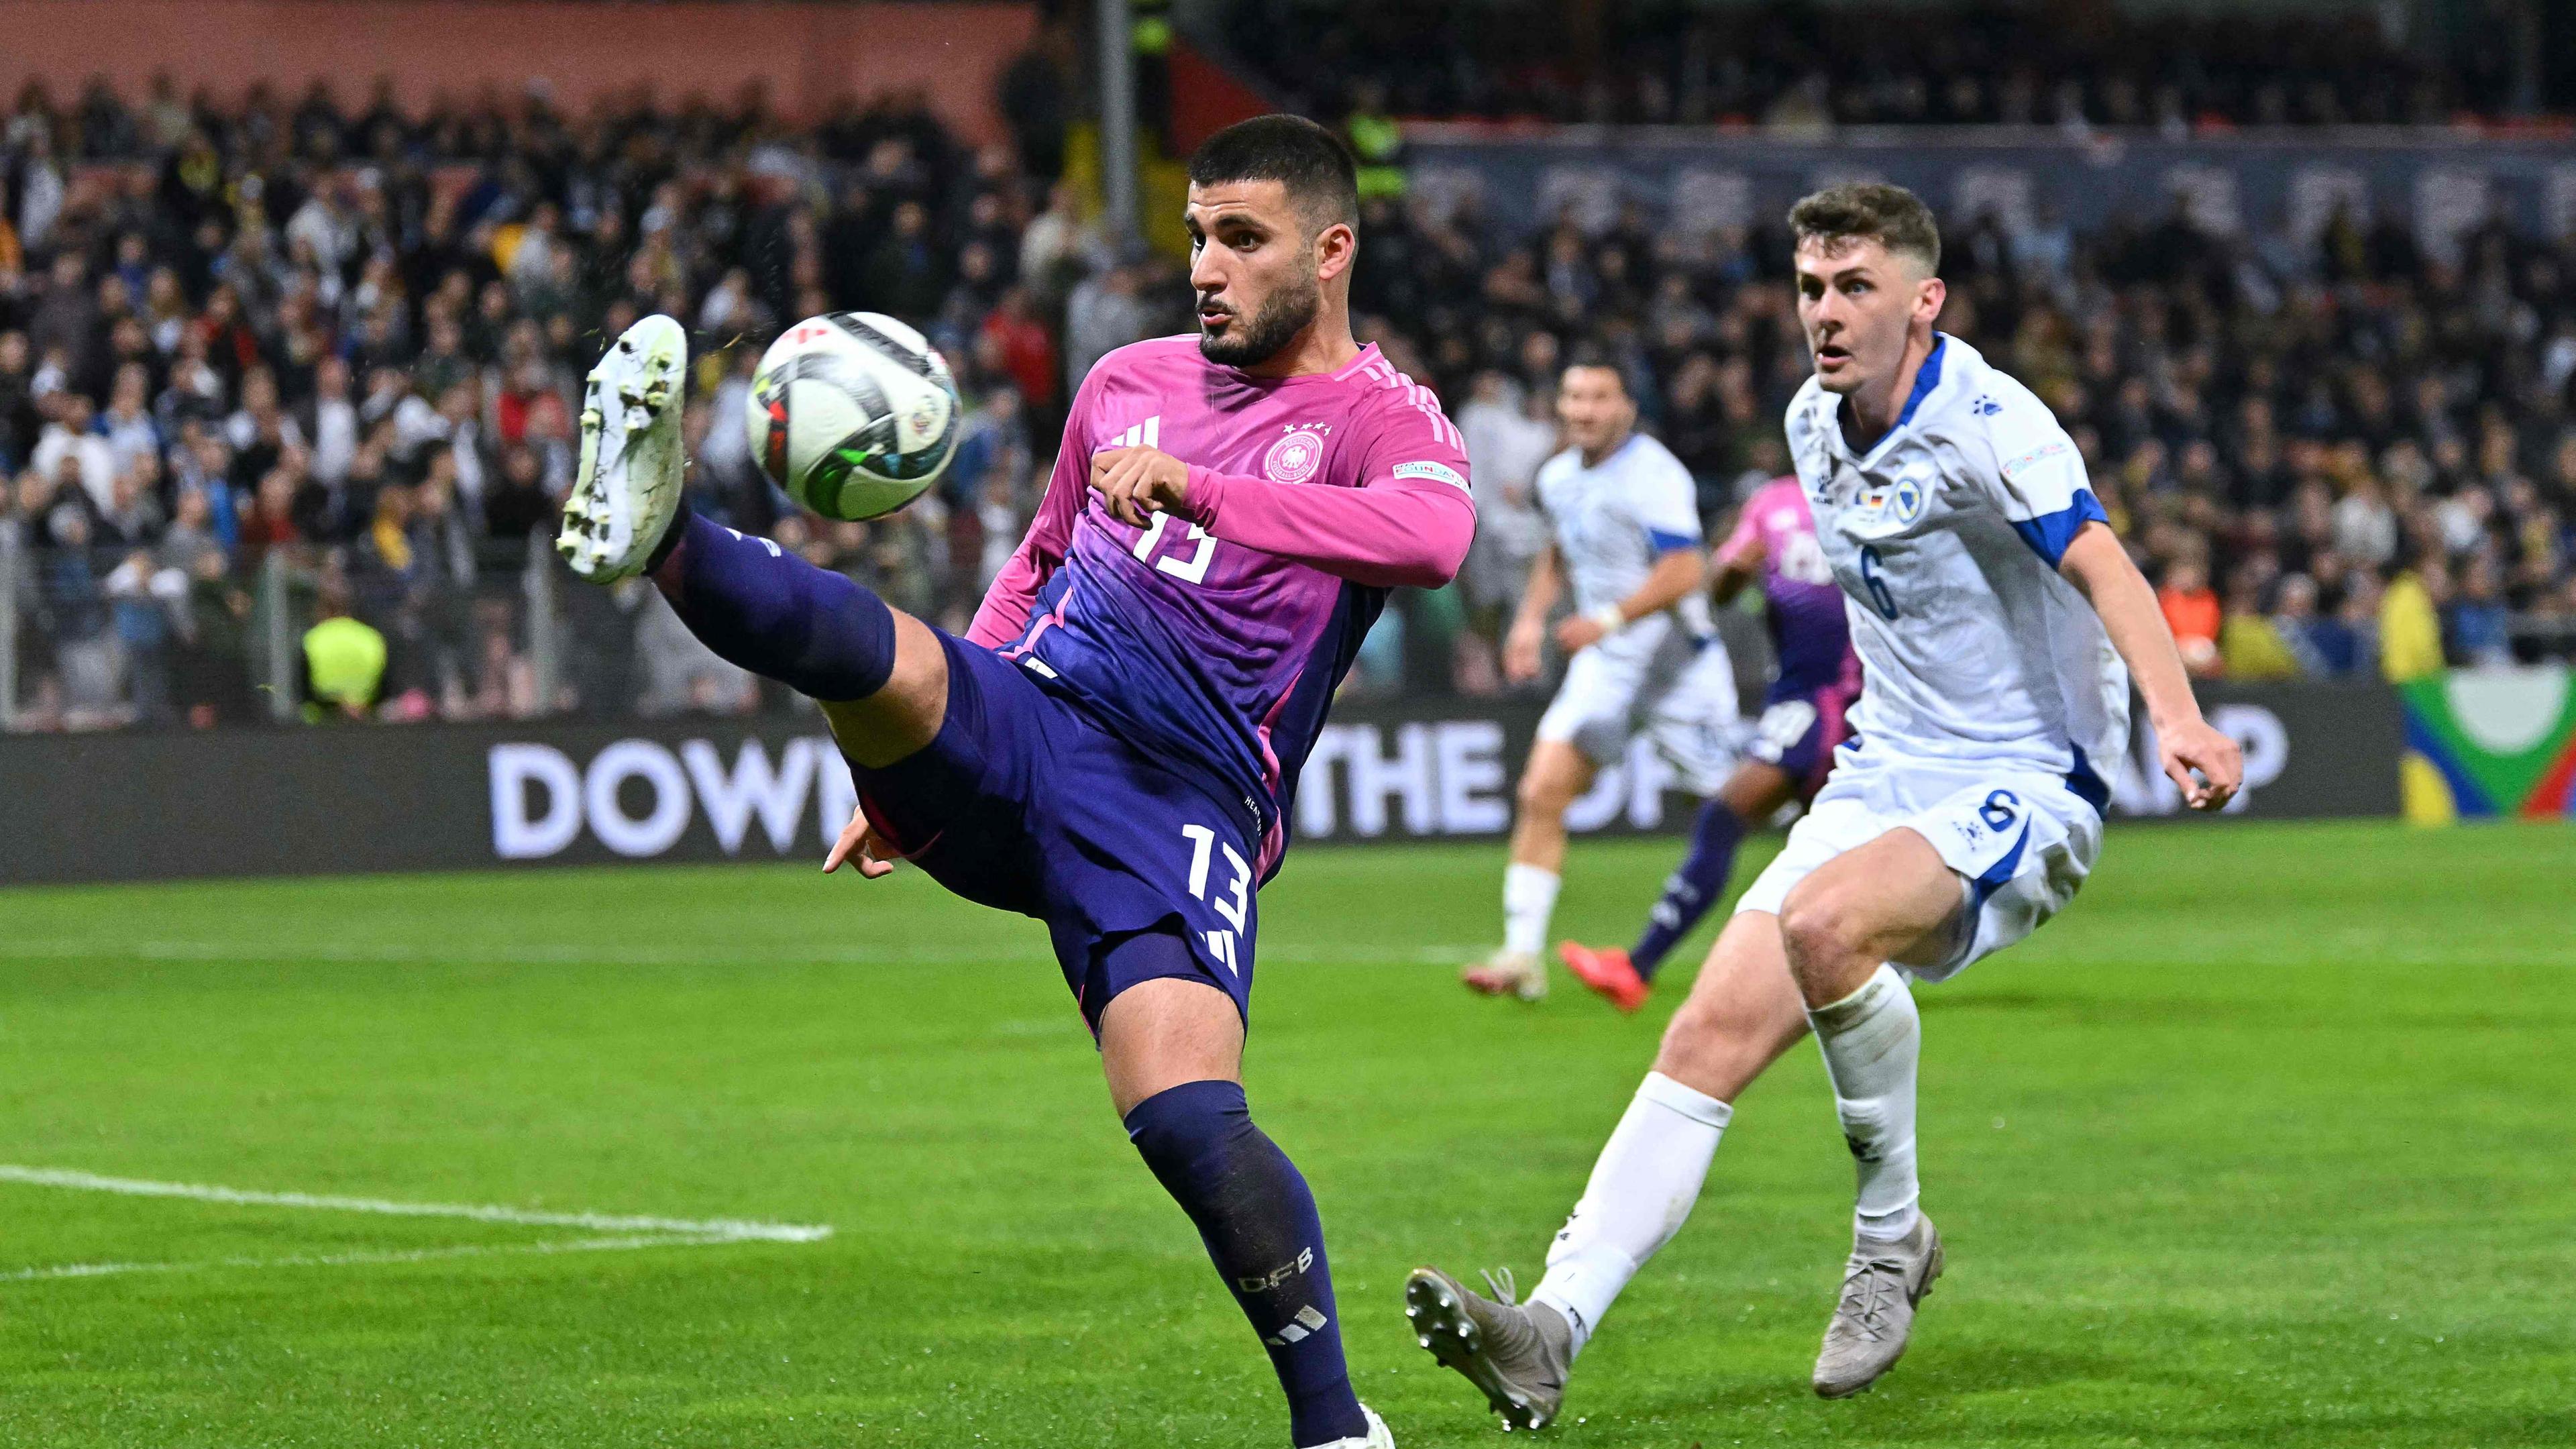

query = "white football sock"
[1809, 964, 1923, 1242]
[1530, 1071, 1731, 1355]
[1501, 863, 1560, 958]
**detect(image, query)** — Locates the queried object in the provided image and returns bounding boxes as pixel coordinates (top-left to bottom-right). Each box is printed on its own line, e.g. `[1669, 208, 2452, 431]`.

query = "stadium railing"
[0, 531, 592, 731]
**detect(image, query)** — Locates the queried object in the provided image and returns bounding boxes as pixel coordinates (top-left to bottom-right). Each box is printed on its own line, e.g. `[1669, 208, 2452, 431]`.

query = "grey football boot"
[1402, 1266, 1573, 1430]
[1812, 1214, 1944, 1397]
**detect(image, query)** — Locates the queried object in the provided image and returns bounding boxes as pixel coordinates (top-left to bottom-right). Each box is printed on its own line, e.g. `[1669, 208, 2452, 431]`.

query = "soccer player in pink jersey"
[1560, 476, 1864, 1012]
[555, 117, 1472, 1448]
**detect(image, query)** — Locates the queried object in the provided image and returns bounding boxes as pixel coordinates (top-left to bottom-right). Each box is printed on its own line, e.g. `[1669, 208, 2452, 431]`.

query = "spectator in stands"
[2447, 554, 2514, 668]
[2379, 558, 2447, 682]
[299, 572, 385, 722]
[3, 70, 2569, 737]
[2159, 554, 2223, 677]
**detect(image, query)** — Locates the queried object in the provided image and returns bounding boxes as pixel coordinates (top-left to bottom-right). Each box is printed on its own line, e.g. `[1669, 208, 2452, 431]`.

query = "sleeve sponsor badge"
[1391, 460, 1469, 492]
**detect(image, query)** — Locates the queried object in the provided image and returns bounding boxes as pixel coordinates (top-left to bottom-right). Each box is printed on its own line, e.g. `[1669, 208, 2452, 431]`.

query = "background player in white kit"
[1464, 358, 1738, 1002]
[1406, 184, 2245, 1427]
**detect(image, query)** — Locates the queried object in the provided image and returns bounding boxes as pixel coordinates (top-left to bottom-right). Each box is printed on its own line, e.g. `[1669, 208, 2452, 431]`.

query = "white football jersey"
[1535, 431, 1713, 659]
[1784, 333, 2129, 796]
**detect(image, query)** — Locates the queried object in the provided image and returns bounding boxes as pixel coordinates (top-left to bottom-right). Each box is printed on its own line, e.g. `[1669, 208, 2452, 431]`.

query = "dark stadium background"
[1, 0, 2571, 850]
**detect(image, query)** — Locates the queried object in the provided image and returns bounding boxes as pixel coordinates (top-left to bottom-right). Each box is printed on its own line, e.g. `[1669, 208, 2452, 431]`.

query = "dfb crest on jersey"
[1264, 427, 1327, 484]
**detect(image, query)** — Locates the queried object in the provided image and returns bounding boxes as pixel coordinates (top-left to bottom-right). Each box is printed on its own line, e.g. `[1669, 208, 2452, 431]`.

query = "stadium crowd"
[2, 70, 2572, 732]
[1224, 0, 2540, 130]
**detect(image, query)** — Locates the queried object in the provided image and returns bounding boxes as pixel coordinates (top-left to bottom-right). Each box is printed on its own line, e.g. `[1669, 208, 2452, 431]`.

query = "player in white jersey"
[1405, 184, 2243, 1427]
[1464, 359, 1738, 1002]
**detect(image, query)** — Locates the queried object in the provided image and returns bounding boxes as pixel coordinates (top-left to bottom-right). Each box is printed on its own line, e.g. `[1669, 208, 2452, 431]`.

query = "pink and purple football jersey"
[1721, 475, 1861, 704]
[969, 337, 1474, 873]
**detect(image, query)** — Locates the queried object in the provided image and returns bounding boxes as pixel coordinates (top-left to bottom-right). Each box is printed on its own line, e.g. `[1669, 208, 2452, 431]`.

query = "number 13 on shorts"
[1181, 824, 1252, 976]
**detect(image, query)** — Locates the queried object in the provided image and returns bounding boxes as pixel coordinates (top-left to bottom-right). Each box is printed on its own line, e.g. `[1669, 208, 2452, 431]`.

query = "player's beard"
[1199, 271, 1320, 368]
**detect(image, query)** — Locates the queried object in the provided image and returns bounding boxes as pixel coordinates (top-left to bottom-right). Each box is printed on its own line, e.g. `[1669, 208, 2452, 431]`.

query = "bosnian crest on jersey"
[1859, 473, 1931, 525]
[1264, 425, 1330, 483]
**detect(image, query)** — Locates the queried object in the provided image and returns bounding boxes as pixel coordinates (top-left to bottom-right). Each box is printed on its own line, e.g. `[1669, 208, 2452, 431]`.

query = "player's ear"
[1313, 221, 1357, 284]
[1917, 274, 1947, 325]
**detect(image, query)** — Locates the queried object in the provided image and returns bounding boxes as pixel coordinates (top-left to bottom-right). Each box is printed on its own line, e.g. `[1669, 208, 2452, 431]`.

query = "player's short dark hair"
[1187, 115, 1359, 233]
[1788, 182, 1941, 274]
[1560, 347, 1629, 394]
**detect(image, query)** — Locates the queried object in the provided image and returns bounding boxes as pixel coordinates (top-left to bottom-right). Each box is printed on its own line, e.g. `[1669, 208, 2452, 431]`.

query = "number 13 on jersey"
[1180, 823, 1250, 975]
[1134, 512, 1216, 584]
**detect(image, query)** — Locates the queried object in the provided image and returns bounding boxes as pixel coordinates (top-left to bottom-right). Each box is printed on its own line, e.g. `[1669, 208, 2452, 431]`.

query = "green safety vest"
[303, 615, 387, 716]
[1348, 113, 1405, 199]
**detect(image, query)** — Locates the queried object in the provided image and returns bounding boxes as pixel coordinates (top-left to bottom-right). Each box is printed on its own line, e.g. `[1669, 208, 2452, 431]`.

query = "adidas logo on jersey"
[1112, 416, 1162, 449]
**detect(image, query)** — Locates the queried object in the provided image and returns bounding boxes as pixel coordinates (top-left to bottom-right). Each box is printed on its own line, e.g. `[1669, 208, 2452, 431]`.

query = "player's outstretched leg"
[1777, 827, 1962, 1397]
[1106, 966, 1385, 1449]
[1562, 763, 1793, 1013]
[558, 315, 944, 765]
[1465, 740, 1594, 1002]
[1560, 801, 1741, 1012]
[1412, 914, 1810, 1426]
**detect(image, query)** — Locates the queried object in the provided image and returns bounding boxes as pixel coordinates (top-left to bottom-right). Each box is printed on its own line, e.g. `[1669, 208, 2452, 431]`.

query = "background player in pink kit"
[557, 117, 1471, 1449]
[1561, 476, 1864, 1011]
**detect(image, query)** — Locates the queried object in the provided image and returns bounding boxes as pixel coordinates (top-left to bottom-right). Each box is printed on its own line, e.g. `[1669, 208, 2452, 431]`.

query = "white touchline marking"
[0, 1165, 833, 1244]
[0, 1234, 720, 1284]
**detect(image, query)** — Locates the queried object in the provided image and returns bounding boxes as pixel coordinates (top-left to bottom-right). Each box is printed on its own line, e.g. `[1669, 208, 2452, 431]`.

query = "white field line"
[0, 1233, 719, 1284]
[0, 939, 1486, 968]
[0, 1165, 832, 1244]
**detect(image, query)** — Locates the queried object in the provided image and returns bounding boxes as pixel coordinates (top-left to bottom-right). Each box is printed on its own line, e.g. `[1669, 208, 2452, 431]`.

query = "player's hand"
[1089, 446, 1193, 528]
[2158, 715, 2243, 811]
[822, 802, 897, 879]
[1502, 616, 1546, 684]
[1554, 614, 1607, 654]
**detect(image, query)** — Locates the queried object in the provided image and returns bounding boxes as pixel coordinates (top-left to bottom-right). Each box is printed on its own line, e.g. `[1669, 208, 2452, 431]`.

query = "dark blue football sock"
[648, 508, 896, 702]
[1125, 1078, 1367, 1447]
[1629, 799, 1746, 980]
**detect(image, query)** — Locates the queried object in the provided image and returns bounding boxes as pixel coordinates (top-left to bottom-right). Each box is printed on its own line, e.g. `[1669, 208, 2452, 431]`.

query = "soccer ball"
[747, 312, 960, 520]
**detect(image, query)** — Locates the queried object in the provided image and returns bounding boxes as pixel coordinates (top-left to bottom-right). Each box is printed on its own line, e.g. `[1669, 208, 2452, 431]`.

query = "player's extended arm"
[1501, 543, 1562, 684]
[1556, 544, 1706, 653]
[1707, 517, 1764, 606]
[964, 444, 1085, 649]
[1515, 543, 1563, 627]
[1622, 545, 1709, 621]
[1172, 465, 1473, 588]
[2057, 522, 2244, 810]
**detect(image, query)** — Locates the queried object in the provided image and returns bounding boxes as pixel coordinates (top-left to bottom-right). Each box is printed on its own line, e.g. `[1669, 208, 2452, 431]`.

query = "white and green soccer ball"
[747, 311, 961, 521]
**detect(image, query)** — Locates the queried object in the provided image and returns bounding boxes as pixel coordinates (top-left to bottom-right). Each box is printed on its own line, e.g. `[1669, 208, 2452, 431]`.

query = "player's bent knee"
[1517, 742, 1589, 814]
[822, 614, 951, 769]
[1515, 766, 1566, 814]
[1098, 969, 1246, 1116]
[1776, 889, 1870, 984]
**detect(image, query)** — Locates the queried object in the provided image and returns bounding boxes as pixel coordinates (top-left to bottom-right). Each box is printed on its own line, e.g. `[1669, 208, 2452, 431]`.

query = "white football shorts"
[1536, 621, 1741, 797]
[1732, 746, 2104, 981]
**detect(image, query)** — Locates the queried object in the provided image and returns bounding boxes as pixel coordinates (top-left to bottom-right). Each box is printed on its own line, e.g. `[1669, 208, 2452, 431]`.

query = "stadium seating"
[1, 72, 2570, 733]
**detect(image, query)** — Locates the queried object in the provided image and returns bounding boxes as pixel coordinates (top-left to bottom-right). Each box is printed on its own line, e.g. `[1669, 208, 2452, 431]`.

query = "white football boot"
[1461, 948, 1547, 1002]
[1308, 1403, 1394, 1448]
[557, 313, 689, 582]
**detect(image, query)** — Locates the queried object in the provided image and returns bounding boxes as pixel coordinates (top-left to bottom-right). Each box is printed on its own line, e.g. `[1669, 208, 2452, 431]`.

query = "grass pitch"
[2, 820, 2571, 1448]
